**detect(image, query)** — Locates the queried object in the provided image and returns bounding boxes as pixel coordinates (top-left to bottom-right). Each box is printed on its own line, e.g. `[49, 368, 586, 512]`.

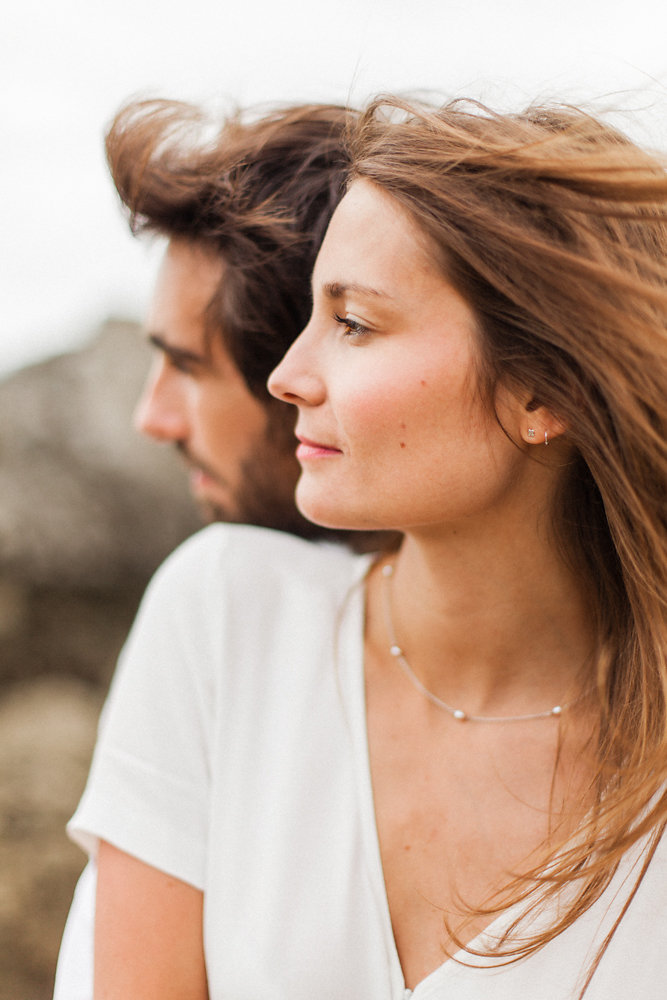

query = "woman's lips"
[295, 435, 342, 460]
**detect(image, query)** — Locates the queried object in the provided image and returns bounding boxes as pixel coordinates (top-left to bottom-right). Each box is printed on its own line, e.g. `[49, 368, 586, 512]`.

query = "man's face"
[135, 239, 304, 531]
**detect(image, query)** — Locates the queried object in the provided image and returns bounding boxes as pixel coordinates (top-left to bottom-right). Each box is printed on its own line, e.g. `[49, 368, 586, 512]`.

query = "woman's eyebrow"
[322, 280, 393, 301]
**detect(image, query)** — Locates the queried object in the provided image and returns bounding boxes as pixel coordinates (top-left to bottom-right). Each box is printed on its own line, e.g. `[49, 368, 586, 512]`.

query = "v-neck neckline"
[338, 563, 525, 997]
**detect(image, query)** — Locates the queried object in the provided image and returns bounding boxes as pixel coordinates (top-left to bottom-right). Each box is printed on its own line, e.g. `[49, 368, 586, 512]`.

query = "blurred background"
[1, 0, 665, 995]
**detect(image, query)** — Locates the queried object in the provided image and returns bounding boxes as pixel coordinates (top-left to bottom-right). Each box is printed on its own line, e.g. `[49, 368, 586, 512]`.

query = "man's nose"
[133, 362, 189, 442]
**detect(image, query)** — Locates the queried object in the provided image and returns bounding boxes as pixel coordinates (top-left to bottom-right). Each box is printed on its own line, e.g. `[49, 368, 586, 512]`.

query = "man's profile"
[136, 238, 293, 527]
[105, 98, 355, 534]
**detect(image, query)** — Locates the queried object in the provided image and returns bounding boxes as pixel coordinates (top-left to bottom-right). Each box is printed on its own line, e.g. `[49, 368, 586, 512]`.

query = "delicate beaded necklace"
[382, 564, 574, 724]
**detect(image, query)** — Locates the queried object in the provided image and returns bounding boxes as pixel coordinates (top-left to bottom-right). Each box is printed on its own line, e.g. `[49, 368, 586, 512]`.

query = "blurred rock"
[0, 319, 199, 688]
[0, 318, 198, 591]
[0, 581, 146, 687]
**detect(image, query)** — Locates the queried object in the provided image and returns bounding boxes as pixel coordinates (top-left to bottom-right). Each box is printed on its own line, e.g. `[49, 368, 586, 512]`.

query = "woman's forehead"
[314, 180, 442, 297]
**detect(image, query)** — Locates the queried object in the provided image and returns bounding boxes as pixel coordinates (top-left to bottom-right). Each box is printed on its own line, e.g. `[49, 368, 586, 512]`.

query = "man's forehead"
[147, 239, 230, 365]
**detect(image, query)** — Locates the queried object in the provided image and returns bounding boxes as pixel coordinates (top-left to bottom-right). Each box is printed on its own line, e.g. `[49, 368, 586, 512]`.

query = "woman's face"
[268, 180, 533, 535]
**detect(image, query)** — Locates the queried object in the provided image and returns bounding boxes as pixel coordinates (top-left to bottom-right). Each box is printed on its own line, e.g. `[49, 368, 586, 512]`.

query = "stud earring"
[544, 430, 549, 446]
[527, 428, 535, 439]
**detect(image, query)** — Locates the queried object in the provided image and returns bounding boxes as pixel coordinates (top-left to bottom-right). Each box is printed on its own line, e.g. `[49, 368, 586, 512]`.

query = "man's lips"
[176, 443, 224, 491]
[295, 435, 342, 460]
[188, 466, 216, 490]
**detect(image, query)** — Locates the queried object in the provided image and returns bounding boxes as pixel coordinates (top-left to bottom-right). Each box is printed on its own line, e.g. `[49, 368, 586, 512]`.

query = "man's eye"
[165, 354, 196, 375]
[172, 359, 193, 374]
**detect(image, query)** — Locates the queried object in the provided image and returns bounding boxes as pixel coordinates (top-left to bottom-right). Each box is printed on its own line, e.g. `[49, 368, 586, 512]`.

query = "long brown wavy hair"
[347, 97, 667, 986]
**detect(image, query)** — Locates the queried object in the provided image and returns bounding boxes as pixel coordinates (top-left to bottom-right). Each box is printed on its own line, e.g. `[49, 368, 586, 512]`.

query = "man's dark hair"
[105, 99, 354, 398]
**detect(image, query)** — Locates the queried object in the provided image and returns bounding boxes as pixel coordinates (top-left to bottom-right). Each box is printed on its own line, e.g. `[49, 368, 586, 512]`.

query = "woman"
[68, 100, 667, 999]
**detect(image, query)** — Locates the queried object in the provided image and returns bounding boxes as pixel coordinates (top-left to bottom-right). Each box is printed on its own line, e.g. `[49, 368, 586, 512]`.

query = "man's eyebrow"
[322, 281, 392, 301]
[148, 333, 206, 366]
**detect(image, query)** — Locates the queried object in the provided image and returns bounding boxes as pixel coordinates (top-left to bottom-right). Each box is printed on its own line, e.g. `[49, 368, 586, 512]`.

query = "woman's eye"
[333, 313, 370, 339]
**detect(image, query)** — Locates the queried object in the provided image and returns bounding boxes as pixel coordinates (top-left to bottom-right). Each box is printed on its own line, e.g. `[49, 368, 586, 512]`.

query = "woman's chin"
[296, 504, 354, 531]
[296, 497, 387, 534]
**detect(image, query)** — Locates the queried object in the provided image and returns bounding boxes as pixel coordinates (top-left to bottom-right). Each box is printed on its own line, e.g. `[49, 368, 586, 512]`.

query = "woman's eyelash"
[333, 313, 370, 338]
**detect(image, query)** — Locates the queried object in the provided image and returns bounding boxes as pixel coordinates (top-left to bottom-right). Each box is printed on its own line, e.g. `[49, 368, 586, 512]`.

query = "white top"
[59, 525, 667, 999]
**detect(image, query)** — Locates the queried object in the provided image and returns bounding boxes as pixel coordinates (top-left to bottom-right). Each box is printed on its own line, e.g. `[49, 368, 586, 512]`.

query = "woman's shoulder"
[147, 523, 373, 606]
[122, 525, 372, 697]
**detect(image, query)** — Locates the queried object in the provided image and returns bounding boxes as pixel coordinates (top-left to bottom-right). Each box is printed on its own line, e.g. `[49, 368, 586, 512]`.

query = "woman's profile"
[64, 97, 667, 999]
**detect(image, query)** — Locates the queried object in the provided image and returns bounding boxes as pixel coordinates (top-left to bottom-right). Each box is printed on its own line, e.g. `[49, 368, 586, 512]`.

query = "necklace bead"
[381, 562, 574, 725]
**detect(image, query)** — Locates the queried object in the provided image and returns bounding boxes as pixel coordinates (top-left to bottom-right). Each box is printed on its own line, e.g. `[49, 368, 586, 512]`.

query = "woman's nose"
[268, 323, 326, 407]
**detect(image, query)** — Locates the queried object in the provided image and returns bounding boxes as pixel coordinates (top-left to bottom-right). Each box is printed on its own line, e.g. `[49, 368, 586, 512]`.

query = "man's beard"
[212, 451, 327, 539]
[188, 407, 332, 540]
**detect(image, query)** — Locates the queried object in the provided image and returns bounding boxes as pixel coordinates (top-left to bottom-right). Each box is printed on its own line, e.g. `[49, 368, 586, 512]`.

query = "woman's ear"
[520, 396, 568, 447]
[495, 384, 569, 447]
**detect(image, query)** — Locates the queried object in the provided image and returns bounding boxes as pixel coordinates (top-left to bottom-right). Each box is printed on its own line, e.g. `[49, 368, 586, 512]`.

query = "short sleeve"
[67, 526, 228, 889]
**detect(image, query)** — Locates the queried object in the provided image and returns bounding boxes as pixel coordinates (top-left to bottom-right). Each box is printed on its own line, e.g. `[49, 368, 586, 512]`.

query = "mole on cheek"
[399, 442, 406, 449]
[420, 379, 427, 387]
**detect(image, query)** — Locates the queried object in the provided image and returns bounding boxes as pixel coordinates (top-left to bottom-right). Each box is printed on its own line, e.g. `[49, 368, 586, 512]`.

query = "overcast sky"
[1, 0, 665, 375]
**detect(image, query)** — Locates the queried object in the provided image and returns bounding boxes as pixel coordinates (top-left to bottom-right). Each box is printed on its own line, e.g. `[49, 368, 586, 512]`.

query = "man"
[53, 98, 363, 999]
[106, 97, 355, 534]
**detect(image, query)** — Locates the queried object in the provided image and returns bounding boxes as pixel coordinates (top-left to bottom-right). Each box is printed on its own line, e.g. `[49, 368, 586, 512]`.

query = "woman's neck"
[373, 515, 595, 720]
